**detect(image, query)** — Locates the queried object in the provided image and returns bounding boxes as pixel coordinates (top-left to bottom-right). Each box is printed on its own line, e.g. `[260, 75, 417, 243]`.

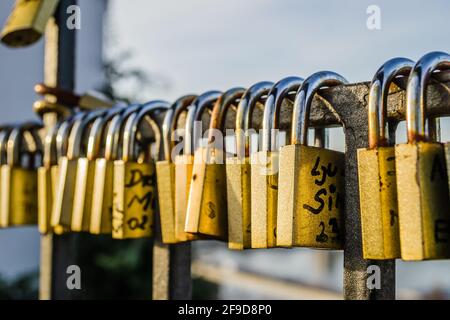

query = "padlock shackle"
[368, 57, 414, 149]
[122, 100, 170, 162]
[406, 51, 450, 143]
[261, 76, 303, 152]
[236, 81, 273, 158]
[86, 106, 124, 160]
[56, 112, 86, 158]
[43, 124, 59, 168]
[162, 95, 197, 162]
[0, 127, 13, 165]
[67, 109, 106, 159]
[7, 122, 43, 167]
[291, 71, 347, 146]
[185, 91, 222, 156]
[207, 87, 245, 149]
[104, 104, 140, 161]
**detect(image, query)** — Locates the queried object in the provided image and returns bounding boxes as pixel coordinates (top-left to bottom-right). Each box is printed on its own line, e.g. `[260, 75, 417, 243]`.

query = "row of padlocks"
[0, 51, 449, 262]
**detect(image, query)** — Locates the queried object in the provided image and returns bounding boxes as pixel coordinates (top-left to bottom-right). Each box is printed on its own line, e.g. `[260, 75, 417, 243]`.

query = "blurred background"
[1, 0, 450, 299]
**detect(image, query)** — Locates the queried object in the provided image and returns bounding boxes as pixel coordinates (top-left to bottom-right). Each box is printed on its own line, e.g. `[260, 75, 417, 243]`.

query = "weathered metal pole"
[39, 0, 77, 300]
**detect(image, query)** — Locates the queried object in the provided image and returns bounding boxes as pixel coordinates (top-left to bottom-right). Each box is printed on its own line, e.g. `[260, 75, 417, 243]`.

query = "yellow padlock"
[90, 105, 140, 234]
[396, 51, 450, 260]
[38, 123, 60, 234]
[276, 71, 347, 249]
[250, 77, 303, 248]
[174, 91, 221, 242]
[0, 123, 42, 227]
[0, 126, 13, 228]
[185, 88, 245, 240]
[357, 58, 414, 260]
[112, 101, 169, 239]
[226, 82, 273, 249]
[156, 95, 197, 244]
[51, 111, 91, 232]
[1, 0, 59, 47]
[72, 108, 121, 232]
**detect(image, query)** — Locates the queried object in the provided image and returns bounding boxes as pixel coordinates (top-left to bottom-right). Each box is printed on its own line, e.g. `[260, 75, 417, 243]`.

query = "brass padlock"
[156, 95, 197, 244]
[185, 88, 245, 240]
[112, 101, 169, 239]
[358, 58, 414, 259]
[276, 71, 347, 249]
[250, 77, 303, 248]
[71, 109, 119, 232]
[1, 0, 60, 47]
[226, 81, 273, 250]
[90, 105, 140, 234]
[51, 111, 98, 232]
[0, 123, 42, 227]
[174, 91, 221, 242]
[396, 51, 450, 260]
[38, 123, 60, 234]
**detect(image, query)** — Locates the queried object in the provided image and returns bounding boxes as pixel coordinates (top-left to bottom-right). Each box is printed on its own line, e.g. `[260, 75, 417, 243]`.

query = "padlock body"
[174, 154, 198, 241]
[226, 156, 251, 250]
[112, 160, 156, 239]
[396, 142, 450, 260]
[156, 160, 177, 244]
[90, 158, 113, 234]
[0, 165, 38, 227]
[71, 158, 96, 232]
[277, 145, 344, 249]
[250, 150, 278, 248]
[51, 157, 78, 233]
[1, 0, 59, 47]
[185, 147, 228, 240]
[37, 165, 58, 233]
[358, 147, 400, 259]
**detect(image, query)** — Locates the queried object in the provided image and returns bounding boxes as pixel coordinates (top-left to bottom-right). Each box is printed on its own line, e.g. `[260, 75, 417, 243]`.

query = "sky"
[108, 0, 450, 101]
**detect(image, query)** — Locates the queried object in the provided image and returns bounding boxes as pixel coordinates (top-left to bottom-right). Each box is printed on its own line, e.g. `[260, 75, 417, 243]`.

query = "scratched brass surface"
[0, 166, 38, 227]
[71, 158, 95, 232]
[358, 147, 400, 259]
[112, 160, 156, 239]
[37, 165, 58, 233]
[174, 154, 198, 241]
[89, 159, 114, 234]
[277, 145, 344, 249]
[226, 157, 251, 250]
[185, 147, 228, 240]
[156, 160, 178, 244]
[396, 142, 450, 260]
[51, 157, 77, 232]
[250, 151, 278, 248]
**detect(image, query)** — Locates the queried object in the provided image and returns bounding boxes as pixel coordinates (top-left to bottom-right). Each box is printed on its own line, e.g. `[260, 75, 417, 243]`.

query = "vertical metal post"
[152, 219, 191, 299]
[331, 85, 396, 300]
[39, 0, 77, 300]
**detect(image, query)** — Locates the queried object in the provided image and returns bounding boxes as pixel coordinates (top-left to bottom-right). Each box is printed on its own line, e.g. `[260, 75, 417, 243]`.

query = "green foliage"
[0, 272, 38, 300]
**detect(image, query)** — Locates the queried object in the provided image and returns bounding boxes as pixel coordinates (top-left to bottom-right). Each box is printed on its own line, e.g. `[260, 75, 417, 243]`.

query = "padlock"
[357, 58, 414, 259]
[51, 111, 101, 231]
[112, 100, 169, 239]
[185, 88, 245, 240]
[250, 77, 303, 248]
[156, 95, 197, 244]
[174, 91, 221, 242]
[90, 105, 140, 234]
[396, 51, 450, 260]
[38, 123, 60, 234]
[1, 0, 60, 47]
[71, 108, 121, 232]
[226, 81, 273, 250]
[276, 71, 347, 249]
[0, 123, 42, 227]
